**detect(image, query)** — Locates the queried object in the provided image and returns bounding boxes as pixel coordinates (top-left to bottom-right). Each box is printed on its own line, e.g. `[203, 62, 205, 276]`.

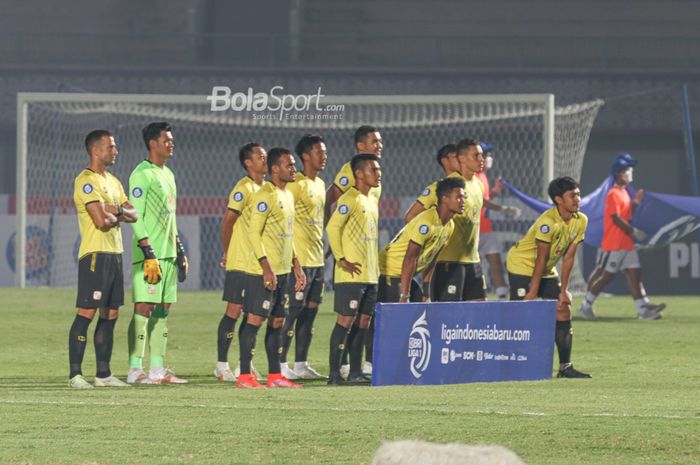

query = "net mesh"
[18, 94, 603, 291]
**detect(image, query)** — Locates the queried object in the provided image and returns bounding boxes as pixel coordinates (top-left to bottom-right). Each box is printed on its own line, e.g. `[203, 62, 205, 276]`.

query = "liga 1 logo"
[408, 310, 432, 379]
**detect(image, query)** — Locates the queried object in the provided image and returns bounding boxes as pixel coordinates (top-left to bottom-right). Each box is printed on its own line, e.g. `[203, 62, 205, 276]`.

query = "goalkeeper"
[126, 122, 189, 385]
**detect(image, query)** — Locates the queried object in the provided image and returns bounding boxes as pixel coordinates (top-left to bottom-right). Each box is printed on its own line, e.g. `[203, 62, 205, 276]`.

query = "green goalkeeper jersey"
[129, 160, 178, 263]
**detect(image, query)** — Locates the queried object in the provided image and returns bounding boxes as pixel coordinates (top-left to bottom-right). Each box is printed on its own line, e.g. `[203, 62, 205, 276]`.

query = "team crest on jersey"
[82, 183, 93, 194]
[257, 201, 268, 212]
[539, 224, 550, 234]
[233, 192, 243, 202]
[419, 225, 430, 235]
[339, 176, 349, 186]
[132, 187, 143, 198]
[338, 204, 349, 215]
[422, 187, 431, 196]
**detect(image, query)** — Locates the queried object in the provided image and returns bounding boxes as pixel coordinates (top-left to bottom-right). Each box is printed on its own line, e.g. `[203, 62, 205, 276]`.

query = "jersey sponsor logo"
[408, 311, 431, 379]
[82, 183, 94, 194]
[419, 225, 430, 235]
[339, 176, 349, 186]
[539, 224, 550, 234]
[422, 187, 431, 196]
[257, 201, 268, 212]
[338, 204, 349, 215]
[132, 187, 143, 198]
[233, 191, 244, 202]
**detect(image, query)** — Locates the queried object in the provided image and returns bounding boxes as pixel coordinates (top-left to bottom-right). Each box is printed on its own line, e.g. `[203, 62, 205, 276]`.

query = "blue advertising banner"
[372, 300, 556, 386]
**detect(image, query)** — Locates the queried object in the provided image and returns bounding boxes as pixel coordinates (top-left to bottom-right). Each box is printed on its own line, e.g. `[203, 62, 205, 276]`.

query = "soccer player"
[126, 122, 189, 384]
[577, 153, 666, 320]
[476, 142, 520, 300]
[428, 138, 486, 302]
[279, 135, 327, 380]
[326, 153, 381, 385]
[68, 130, 137, 389]
[325, 125, 383, 376]
[403, 144, 460, 223]
[379, 177, 464, 303]
[506, 176, 591, 378]
[213, 143, 267, 382]
[236, 148, 307, 389]
[324, 125, 383, 223]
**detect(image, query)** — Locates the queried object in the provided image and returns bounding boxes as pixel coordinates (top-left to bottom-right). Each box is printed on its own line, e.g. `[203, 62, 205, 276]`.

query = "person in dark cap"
[577, 153, 666, 321]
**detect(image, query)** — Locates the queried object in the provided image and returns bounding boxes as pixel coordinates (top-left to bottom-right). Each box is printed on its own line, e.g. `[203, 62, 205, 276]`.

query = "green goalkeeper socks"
[148, 305, 169, 369]
[128, 313, 149, 369]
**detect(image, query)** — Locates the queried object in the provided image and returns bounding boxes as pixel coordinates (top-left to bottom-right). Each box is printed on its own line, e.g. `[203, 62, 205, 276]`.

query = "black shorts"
[222, 270, 250, 305]
[377, 275, 424, 303]
[76, 253, 124, 309]
[334, 283, 377, 317]
[508, 273, 560, 300]
[431, 262, 486, 301]
[290, 266, 324, 309]
[244, 273, 291, 318]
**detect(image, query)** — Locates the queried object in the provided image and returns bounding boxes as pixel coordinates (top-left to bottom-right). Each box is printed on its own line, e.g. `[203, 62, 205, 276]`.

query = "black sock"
[365, 317, 375, 363]
[295, 306, 318, 362]
[68, 315, 92, 379]
[217, 314, 237, 363]
[329, 323, 349, 375]
[349, 325, 367, 375]
[238, 322, 260, 375]
[343, 324, 359, 368]
[94, 318, 116, 378]
[280, 306, 302, 364]
[555, 320, 573, 366]
[265, 324, 283, 374]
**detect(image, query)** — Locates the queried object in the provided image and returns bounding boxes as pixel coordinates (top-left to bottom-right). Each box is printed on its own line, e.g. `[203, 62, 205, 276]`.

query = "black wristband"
[116, 205, 124, 217]
[138, 243, 156, 260]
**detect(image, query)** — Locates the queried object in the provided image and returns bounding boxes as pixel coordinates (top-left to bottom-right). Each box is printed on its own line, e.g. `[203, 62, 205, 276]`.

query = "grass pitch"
[0, 289, 698, 465]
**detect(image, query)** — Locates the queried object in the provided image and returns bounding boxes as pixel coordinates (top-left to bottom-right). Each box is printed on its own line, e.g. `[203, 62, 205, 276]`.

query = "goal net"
[15, 92, 603, 291]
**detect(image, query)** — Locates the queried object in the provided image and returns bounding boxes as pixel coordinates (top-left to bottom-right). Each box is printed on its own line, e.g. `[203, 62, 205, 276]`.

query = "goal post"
[15, 91, 602, 289]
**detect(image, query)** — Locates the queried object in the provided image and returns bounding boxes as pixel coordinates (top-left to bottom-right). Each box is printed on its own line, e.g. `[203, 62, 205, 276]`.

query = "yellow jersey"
[379, 207, 454, 277]
[247, 182, 296, 276]
[415, 171, 462, 208]
[333, 161, 381, 204]
[431, 174, 483, 264]
[225, 176, 263, 272]
[507, 207, 588, 278]
[287, 171, 325, 267]
[326, 187, 379, 284]
[73, 169, 128, 258]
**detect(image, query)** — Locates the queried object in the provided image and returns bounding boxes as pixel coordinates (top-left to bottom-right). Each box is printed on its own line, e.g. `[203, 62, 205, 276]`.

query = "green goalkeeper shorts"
[132, 257, 178, 304]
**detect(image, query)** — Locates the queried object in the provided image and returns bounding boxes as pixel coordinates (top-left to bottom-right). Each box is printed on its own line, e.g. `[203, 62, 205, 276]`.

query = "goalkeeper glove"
[139, 243, 162, 285]
[176, 237, 188, 283]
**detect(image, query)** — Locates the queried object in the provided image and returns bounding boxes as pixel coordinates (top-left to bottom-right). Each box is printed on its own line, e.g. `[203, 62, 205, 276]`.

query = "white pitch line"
[0, 399, 694, 421]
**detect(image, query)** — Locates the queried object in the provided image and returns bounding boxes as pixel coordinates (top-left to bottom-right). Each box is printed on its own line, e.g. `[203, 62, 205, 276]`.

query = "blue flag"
[502, 178, 700, 249]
